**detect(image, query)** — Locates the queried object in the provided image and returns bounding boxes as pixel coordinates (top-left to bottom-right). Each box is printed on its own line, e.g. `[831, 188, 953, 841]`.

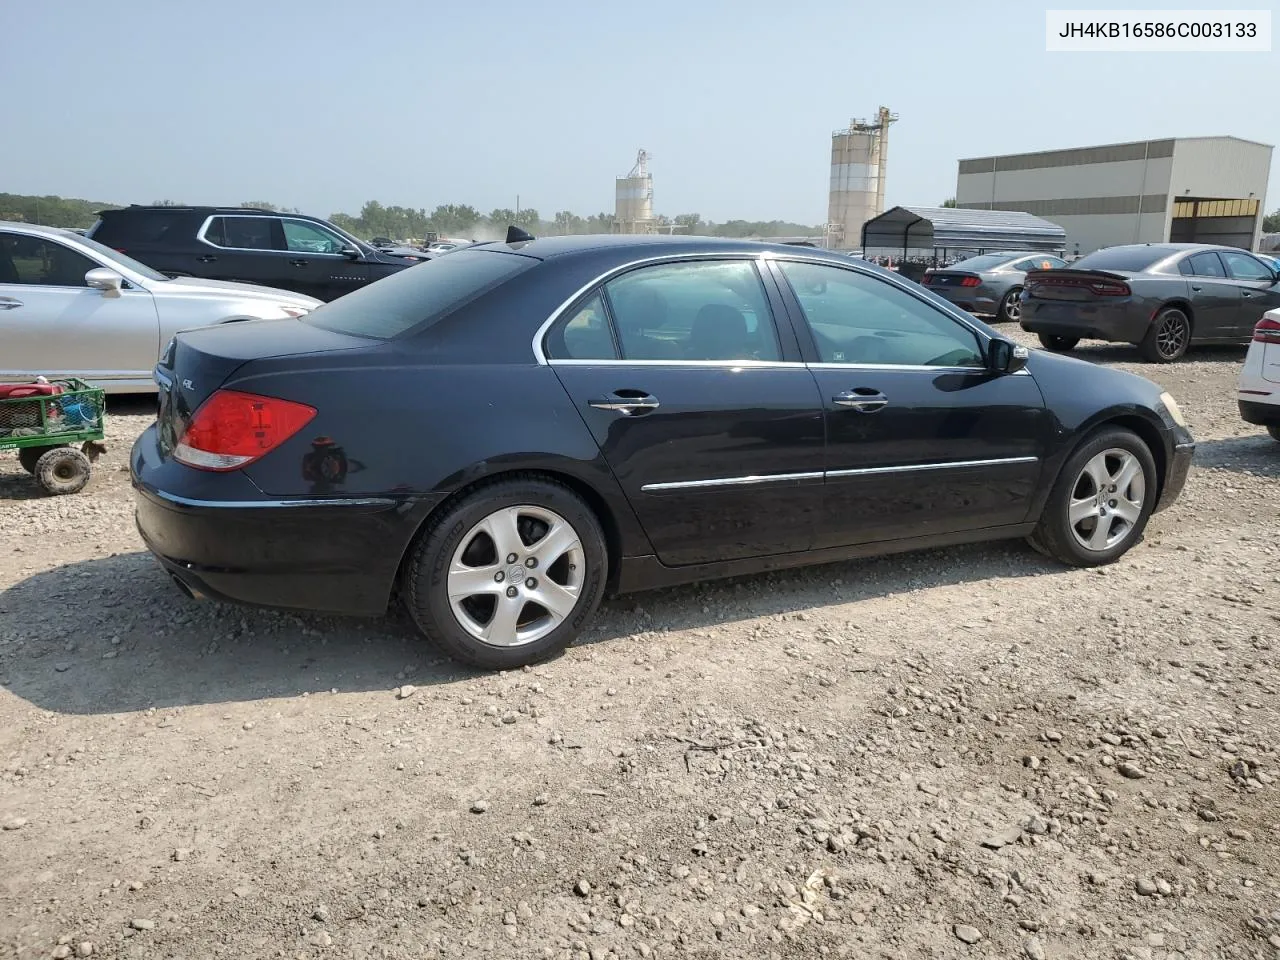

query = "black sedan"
[922, 251, 1067, 322]
[132, 234, 1195, 669]
[1019, 243, 1280, 362]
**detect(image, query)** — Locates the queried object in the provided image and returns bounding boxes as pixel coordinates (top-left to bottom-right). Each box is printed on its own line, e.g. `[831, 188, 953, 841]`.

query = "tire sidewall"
[408, 479, 608, 668]
[1045, 429, 1158, 565]
[1000, 287, 1023, 322]
[36, 447, 91, 495]
[1146, 308, 1190, 362]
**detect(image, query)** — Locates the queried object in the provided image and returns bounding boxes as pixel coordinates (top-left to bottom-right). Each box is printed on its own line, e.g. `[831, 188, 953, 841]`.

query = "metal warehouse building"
[955, 136, 1272, 256]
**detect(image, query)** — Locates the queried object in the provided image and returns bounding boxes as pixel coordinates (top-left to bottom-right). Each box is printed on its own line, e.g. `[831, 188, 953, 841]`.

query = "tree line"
[0, 193, 824, 241]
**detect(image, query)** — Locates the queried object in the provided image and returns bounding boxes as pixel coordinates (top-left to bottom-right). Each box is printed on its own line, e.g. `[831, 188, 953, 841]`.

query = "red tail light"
[174, 389, 317, 472]
[1089, 280, 1131, 296]
[959, 276, 981, 288]
[922, 271, 934, 284]
[1254, 316, 1280, 344]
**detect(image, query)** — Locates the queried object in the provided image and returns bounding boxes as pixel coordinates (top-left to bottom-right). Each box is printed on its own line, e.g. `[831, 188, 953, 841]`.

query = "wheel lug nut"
[525, 557, 537, 568]
[505, 586, 518, 598]
[526, 578, 537, 589]
[494, 571, 505, 582]
[506, 553, 518, 564]
[1109, 500, 1117, 508]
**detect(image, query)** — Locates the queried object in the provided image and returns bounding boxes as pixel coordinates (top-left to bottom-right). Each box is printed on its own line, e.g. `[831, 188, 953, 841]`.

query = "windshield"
[948, 253, 1019, 271]
[72, 233, 171, 281]
[302, 248, 535, 339]
[1071, 247, 1168, 272]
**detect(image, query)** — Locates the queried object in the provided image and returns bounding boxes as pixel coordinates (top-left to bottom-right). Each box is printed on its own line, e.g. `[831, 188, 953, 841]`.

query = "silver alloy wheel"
[447, 505, 585, 647]
[1155, 310, 1189, 358]
[1004, 289, 1022, 321]
[1068, 448, 1146, 552]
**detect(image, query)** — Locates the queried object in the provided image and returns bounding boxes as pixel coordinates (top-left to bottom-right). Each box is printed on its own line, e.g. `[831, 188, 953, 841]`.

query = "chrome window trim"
[196, 214, 351, 258]
[532, 249, 1018, 365]
[640, 456, 1040, 492]
[547, 358, 806, 369]
[533, 252, 779, 365]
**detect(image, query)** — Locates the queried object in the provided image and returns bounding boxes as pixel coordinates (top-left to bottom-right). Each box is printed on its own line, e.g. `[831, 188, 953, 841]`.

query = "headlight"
[280, 305, 312, 318]
[1159, 391, 1187, 428]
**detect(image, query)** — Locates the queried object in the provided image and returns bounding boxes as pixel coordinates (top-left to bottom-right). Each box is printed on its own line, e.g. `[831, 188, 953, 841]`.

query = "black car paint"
[88, 207, 423, 302]
[1020, 245, 1280, 347]
[132, 236, 1194, 621]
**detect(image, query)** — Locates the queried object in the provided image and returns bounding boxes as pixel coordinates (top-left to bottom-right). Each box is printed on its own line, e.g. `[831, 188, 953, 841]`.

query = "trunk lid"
[923, 271, 980, 288]
[1024, 269, 1134, 302]
[154, 319, 369, 458]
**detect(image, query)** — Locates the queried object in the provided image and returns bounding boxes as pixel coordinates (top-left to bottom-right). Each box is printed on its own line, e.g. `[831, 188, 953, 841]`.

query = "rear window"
[90, 210, 185, 245]
[949, 254, 1019, 271]
[302, 248, 535, 339]
[1071, 247, 1167, 272]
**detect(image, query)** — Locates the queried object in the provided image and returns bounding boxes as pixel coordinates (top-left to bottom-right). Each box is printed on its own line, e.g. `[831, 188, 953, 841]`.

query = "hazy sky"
[4, 0, 1277, 222]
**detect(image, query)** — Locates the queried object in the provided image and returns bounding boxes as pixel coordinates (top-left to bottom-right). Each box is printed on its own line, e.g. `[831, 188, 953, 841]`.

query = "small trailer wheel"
[18, 444, 69, 475]
[36, 446, 92, 496]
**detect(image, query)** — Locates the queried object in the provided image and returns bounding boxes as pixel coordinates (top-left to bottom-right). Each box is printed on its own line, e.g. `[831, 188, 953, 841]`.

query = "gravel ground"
[1, 332, 1278, 960]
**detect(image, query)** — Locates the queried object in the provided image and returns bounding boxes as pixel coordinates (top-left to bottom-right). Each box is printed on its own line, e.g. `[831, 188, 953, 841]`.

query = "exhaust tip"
[169, 573, 205, 602]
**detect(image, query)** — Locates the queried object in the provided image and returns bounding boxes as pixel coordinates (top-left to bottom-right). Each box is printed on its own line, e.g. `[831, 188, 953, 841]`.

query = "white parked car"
[0, 221, 321, 393]
[1238, 306, 1280, 441]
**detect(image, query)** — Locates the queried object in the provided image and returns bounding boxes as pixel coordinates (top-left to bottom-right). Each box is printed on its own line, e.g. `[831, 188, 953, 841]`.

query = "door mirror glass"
[85, 267, 124, 297]
[987, 337, 1028, 374]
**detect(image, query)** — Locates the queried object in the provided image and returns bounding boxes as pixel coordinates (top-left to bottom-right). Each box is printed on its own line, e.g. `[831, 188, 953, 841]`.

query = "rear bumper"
[131, 425, 436, 617]
[1020, 301, 1150, 344]
[1155, 440, 1195, 513]
[927, 287, 999, 315]
[1239, 397, 1280, 426]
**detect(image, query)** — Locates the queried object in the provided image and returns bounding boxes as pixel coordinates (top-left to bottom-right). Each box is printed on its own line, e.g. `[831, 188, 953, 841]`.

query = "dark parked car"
[87, 206, 428, 302]
[1020, 243, 1280, 362]
[132, 234, 1195, 670]
[922, 252, 1068, 321]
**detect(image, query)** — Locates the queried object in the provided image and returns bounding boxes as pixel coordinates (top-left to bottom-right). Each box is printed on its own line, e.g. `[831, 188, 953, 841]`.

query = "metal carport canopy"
[861, 206, 1067, 253]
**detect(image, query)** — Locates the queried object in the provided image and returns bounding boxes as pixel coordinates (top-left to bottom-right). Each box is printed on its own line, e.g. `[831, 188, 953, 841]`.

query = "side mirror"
[988, 337, 1029, 374]
[85, 267, 124, 298]
[340, 246, 361, 260]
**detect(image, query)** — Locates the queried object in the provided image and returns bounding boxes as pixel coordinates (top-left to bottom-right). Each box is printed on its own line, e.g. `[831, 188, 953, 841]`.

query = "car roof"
[0, 220, 81, 238]
[96, 205, 312, 218]
[473, 233, 857, 263]
[1085, 242, 1249, 256]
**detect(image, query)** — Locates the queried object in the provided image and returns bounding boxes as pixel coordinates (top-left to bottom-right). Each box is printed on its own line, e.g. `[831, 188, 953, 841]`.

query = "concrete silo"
[826, 107, 897, 250]
[615, 150, 657, 234]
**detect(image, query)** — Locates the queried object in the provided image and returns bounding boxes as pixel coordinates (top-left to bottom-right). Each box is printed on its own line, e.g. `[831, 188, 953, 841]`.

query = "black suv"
[87, 206, 428, 301]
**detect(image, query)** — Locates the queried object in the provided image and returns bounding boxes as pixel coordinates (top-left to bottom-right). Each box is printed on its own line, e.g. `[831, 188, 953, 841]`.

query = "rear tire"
[1028, 427, 1157, 568]
[998, 287, 1023, 322]
[403, 477, 608, 670]
[18, 444, 67, 475]
[35, 447, 92, 496]
[1267, 425, 1280, 443]
[1038, 333, 1079, 353]
[1139, 307, 1191, 363]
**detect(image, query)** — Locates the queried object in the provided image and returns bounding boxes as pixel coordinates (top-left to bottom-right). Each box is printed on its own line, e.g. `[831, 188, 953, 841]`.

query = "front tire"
[1139, 307, 1191, 363]
[1029, 427, 1157, 567]
[998, 287, 1023, 322]
[403, 477, 608, 669]
[1038, 333, 1079, 353]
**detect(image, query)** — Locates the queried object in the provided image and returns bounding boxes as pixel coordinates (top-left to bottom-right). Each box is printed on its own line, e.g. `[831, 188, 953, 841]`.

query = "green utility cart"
[0, 379, 107, 495]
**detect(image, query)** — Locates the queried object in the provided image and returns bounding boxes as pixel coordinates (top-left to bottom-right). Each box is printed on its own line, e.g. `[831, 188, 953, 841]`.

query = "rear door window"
[205, 216, 283, 251]
[1186, 252, 1227, 278]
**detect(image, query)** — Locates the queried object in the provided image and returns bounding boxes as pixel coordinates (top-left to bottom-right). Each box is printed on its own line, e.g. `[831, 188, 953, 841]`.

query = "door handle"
[1190, 285, 1202, 292]
[589, 392, 660, 416]
[196, 255, 217, 263]
[0, 297, 22, 310]
[1242, 291, 1254, 298]
[833, 389, 888, 413]
[290, 259, 310, 267]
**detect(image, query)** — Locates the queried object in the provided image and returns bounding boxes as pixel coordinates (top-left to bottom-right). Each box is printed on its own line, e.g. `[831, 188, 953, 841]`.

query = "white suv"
[1239, 306, 1280, 441]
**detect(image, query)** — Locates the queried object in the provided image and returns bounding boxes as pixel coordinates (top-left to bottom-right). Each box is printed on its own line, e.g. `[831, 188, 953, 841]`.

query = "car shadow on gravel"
[1056, 342, 1248, 365]
[0, 537, 1060, 715]
[1193, 434, 1280, 476]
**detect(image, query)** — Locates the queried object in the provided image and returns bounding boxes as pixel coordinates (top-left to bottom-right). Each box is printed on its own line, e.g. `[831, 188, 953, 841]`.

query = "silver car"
[0, 221, 321, 393]
[922, 251, 1067, 322]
